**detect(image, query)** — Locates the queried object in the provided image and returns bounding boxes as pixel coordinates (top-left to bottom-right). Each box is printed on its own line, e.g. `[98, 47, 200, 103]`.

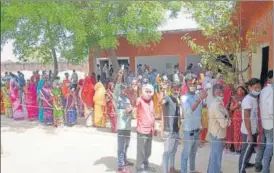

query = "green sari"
[52, 88, 64, 126]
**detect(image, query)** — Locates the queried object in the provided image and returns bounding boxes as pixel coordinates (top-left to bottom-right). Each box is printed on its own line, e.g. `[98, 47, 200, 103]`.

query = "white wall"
[185, 55, 202, 70]
[135, 55, 179, 74]
[251, 43, 270, 79]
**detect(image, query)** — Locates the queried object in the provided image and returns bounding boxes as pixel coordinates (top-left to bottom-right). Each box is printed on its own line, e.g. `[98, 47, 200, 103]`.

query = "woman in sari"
[40, 81, 53, 125]
[25, 79, 38, 120]
[0, 86, 4, 115]
[106, 82, 117, 133]
[65, 88, 77, 126]
[82, 74, 95, 127]
[153, 74, 162, 120]
[51, 80, 64, 127]
[1, 81, 12, 118]
[230, 85, 248, 153]
[10, 81, 24, 120]
[37, 77, 45, 122]
[77, 79, 85, 117]
[93, 81, 106, 128]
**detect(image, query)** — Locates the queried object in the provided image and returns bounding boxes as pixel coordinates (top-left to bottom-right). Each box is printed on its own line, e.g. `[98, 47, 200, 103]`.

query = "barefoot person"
[136, 84, 156, 173]
[115, 71, 134, 173]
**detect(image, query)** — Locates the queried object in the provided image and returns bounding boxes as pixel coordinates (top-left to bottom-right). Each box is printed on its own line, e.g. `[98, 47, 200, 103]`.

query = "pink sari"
[10, 82, 24, 120]
[25, 82, 38, 120]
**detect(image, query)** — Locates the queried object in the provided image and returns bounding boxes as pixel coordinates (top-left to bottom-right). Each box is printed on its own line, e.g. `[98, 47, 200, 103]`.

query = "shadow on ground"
[93, 156, 161, 172]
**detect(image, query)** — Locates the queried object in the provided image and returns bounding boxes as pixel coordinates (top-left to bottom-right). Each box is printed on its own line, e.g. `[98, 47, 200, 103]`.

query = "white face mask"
[189, 86, 196, 92]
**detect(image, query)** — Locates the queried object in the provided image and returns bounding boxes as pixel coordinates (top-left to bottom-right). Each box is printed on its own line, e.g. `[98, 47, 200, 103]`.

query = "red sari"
[81, 76, 95, 126]
[230, 97, 243, 151]
[106, 82, 117, 133]
[25, 82, 38, 120]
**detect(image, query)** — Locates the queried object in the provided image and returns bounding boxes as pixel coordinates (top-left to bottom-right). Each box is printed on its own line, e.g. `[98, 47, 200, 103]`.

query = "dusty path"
[1, 116, 272, 173]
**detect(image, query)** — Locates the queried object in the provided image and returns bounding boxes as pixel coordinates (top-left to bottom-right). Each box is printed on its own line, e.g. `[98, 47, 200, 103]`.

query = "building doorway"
[260, 46, 269, 86]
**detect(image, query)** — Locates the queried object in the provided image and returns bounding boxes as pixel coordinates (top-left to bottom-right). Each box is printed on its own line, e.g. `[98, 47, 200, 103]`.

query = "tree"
[1, 1, 183, 78]
[63, 1, 182, 75]
[181, 1, 252, 83]
[1, 2, 86, 79]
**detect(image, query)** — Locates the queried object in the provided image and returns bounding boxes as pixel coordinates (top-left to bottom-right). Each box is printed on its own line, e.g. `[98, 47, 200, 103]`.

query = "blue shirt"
[181, 93, 202, 131]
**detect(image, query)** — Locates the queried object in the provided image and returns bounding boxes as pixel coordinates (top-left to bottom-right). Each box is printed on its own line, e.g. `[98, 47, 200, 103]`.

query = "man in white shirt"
[260, 70, 273, 173]
[239, 78, 263, 173]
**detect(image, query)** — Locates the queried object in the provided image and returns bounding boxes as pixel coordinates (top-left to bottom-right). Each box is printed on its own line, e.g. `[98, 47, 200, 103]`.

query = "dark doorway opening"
[260, 46, 269, 87]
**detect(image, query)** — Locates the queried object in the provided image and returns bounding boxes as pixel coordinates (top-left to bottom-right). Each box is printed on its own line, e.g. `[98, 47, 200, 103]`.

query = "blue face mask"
[251, 90, 260, 96]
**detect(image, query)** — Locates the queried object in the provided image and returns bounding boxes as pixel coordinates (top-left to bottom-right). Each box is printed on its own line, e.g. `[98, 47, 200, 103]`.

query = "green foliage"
[182, 1, 249, 83]
[1, 1, 182, 72]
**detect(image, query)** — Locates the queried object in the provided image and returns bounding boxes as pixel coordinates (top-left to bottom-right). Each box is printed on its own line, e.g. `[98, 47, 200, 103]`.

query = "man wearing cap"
[180, 73, 207, 173]
[160, 82, 181, 173]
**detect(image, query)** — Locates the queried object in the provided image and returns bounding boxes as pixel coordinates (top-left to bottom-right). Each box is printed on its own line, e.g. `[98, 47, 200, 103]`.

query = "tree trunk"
[88, 46, 101, 75]
[108, 48, 120, 79]
[51, 47, 58, 80]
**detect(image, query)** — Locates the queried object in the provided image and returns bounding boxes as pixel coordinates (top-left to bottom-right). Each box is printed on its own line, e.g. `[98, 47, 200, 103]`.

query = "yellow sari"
[93, 82, 106, 127]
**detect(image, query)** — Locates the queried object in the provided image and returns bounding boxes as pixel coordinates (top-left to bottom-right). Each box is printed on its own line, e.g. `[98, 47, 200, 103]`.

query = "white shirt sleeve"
[266, 88, 273, 117]
[242, 96, 252, 110]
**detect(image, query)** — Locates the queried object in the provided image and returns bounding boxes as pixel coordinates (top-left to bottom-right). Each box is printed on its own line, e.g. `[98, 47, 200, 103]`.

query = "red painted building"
[88, 29, 208, 74]
[88, 1, 273, 81]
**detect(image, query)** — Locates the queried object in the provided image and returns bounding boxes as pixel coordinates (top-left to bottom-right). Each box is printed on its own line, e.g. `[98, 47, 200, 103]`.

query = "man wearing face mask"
[180, 73, 207, 173]
[160, 83, 181, 173]
[207, 84, 230, 173]
[135, 84, 156, 173]
[239, 78, 263, 173]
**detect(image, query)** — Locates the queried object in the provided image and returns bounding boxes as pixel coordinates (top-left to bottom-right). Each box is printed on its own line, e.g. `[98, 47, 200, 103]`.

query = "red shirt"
[136, 97, 155, 134]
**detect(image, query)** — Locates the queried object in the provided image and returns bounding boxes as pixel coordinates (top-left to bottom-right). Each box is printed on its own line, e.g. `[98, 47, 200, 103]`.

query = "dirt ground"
[1, 116, 273, 173]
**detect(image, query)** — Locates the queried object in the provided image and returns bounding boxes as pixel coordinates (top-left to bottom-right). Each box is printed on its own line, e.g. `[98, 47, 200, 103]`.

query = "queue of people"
[0, 65, 273, 173]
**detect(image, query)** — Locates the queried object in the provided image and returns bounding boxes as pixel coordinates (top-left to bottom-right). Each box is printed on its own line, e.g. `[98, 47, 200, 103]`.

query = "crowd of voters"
[0, 63, 273, 173]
